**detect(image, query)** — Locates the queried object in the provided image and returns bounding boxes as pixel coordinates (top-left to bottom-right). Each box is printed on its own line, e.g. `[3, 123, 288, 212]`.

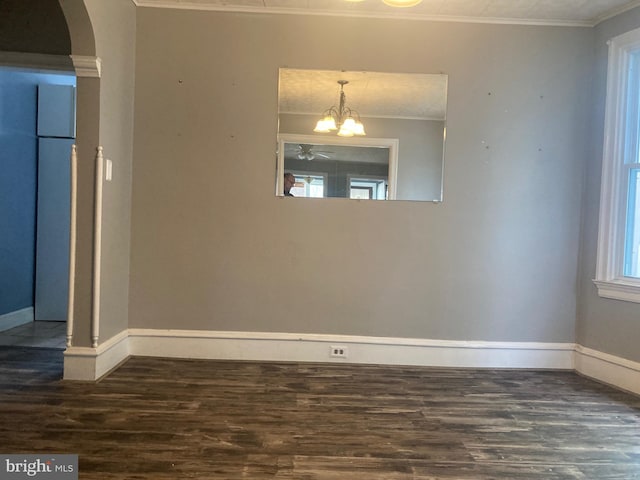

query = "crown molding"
[131, 0, 640, 27]
[0, 52, 102, 77]
[70, 55, 102, 78]
[131, 0, 596, 27]
[0, 51, 74, 73]
[594, 0, 640, 25]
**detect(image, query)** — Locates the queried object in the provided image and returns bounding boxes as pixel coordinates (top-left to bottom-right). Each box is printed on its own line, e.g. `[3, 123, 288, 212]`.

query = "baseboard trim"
[127, 329, 575, 369]
[62, 329, 640, 397]
[63, 329, 129, 381]
[574, 345, 640, 396]
[0, 307, 33, 332]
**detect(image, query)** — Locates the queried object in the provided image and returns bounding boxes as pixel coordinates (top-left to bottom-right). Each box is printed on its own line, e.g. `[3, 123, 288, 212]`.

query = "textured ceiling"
[134, 0, 640, 27]
[279, 69, 447, 120]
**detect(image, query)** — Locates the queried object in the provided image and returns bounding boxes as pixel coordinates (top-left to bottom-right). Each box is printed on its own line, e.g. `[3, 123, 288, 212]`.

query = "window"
[595, 27, 640, 303]
[276, 134, 399, 199]
[349, 177, 388, 200]
[289, 173, 325, 198]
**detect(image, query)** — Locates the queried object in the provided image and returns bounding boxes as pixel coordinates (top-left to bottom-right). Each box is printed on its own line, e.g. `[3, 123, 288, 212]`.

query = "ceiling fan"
[295, 144, 332, 161]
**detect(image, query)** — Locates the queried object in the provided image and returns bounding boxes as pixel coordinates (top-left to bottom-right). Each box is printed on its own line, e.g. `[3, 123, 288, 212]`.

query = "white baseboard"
[63, 330, 129, 381]
[128, 329, 576, 369]
[63, 329, 640, 397]
[62, 329, 575, 380]
[574, 345, 640, 396]
[0, 307, 33, 332]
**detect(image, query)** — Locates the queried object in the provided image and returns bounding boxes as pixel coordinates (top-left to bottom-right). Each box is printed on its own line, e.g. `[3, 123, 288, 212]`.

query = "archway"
[0, 0, 100, 353]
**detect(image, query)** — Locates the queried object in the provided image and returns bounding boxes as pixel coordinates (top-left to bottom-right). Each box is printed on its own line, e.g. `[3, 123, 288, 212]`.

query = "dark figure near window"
[284, 172, 295, 196]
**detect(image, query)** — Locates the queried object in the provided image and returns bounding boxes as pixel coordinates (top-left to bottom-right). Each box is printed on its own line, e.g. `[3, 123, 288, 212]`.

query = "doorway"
[0, 66, 76, 347]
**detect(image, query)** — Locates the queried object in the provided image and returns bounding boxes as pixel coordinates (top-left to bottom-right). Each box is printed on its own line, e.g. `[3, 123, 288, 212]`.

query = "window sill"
[593, 278, 640, 304]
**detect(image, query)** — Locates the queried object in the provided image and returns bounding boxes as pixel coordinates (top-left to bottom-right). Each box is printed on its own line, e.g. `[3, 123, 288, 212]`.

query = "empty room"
[0, 0, 639, 478]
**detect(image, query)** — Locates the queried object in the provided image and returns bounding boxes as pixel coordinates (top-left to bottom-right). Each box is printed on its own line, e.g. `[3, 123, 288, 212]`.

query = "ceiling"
[134, 0, 640, 27]
[284, 143, 390, 164]
[279, 69, 447, 120]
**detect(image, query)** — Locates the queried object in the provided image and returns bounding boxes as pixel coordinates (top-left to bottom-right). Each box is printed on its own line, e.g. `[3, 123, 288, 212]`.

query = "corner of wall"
[63, 329, 129, 381]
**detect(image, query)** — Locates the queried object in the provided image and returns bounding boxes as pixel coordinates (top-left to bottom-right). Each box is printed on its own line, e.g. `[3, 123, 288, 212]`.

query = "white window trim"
[276, 134, 399, 199]
[595, 27, 640, 303]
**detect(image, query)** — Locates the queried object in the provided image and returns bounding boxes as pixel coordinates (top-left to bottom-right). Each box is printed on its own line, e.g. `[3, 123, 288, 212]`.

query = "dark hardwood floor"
[0, 347, 639, 479]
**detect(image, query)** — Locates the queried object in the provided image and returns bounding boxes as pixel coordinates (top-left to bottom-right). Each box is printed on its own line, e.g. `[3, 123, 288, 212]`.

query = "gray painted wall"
[577, 7, 640, 363]
[130, 9, 591, 343]
[76, 0, 136, 345]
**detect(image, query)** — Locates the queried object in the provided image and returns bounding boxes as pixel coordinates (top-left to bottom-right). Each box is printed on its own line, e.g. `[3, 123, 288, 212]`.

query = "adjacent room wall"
[0, 1, 73, 325]
[130, 9, 592, 345]
[0, 68, 75, 323]
[577, 6, 640, 364]
[0, 0, 70, 55]
[0, 69, 39, 318]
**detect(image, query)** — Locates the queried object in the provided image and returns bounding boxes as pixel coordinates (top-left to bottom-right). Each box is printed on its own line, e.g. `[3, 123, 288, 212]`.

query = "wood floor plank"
[0, 347, 639, 479]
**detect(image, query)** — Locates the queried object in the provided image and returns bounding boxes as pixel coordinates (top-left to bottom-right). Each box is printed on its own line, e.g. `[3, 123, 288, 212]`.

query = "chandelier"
[382, 0, 423, 6]
[313, 80, 366, 137]
[345, 0, 424, 7]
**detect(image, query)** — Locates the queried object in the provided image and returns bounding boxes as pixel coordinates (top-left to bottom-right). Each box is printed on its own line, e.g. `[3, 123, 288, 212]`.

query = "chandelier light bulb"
[313, 120, 330, 133]
[324, 116, 338, 131]
[382, 0, 424, 6]
[338, 125, 355, 137]
[353, 121, 366, 136]
[342, 117, 357, 130]
[313, 122, 325, 132]
[314, 115, 339, 132]
[344, 0, 424, 7]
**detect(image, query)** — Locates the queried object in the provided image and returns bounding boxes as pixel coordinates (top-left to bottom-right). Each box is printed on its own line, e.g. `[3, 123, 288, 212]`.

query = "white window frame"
[347, 174, 388, 200]
[289, 171, 327, 198]
[276, 134, 399, 199]
[594, 27, 640, 303]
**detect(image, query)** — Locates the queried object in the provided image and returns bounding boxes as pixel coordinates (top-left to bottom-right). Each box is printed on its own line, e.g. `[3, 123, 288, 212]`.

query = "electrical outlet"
[330, 346, 348, 358]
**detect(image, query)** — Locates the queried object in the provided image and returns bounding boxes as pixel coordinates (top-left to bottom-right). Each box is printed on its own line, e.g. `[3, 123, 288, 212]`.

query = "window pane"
[624, 168, 640, 277]
[290, 175, 324, 198]
[350, 178, 388, 200]
[627, 52, 640, 165]
[350, 187, 372, 199]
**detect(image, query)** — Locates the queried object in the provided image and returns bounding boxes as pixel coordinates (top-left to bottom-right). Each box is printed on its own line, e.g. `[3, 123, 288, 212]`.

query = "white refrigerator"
[34, 83, 75, 321]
